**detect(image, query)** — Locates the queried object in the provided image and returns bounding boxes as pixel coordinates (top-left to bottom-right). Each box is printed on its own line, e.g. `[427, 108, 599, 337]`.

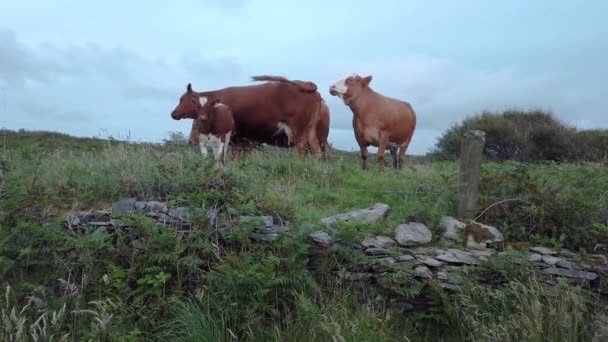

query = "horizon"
[1, 1, 607, 154]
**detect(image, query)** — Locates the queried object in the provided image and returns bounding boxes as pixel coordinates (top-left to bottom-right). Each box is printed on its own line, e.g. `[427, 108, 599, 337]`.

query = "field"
[1, 129, 607, 341]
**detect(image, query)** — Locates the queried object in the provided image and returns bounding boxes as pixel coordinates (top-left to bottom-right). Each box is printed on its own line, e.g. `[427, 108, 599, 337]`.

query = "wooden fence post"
[459, 130, 486, 219]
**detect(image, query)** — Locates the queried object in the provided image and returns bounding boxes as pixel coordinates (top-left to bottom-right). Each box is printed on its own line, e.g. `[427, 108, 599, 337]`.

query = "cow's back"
[202, 82, 321, 145]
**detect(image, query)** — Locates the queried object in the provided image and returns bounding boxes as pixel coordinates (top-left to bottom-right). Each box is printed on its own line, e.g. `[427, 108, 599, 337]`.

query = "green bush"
[431, 109, 607, 162]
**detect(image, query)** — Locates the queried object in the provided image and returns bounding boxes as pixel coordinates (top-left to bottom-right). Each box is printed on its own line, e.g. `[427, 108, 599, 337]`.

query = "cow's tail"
[250, 75, 318, 93]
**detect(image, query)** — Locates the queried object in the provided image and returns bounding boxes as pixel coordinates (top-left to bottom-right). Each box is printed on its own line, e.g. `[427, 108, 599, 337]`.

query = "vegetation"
[1, 128, 606, 340]
[431, 109, 608, 162]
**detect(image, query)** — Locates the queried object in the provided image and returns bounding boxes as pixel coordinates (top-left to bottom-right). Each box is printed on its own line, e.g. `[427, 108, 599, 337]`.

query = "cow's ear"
[362, 75, 373, 87]
[187, 83, 192, 93]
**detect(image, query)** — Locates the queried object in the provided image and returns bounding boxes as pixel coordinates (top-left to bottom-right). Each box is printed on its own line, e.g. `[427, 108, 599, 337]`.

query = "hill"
[1, 129, 607, 341]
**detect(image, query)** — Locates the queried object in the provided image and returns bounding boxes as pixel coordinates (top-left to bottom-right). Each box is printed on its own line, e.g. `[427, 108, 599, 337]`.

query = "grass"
[1, 130, 606, 341]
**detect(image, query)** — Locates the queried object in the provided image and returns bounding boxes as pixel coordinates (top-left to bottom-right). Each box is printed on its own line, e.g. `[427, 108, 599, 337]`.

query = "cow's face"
[329, 74, 373, 103]
[171, 83, 200, 120]
[197, 98, 221, 122]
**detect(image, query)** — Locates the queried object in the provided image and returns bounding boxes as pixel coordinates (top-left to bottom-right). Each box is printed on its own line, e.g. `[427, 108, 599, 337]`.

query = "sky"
[0, 0, 607, 154]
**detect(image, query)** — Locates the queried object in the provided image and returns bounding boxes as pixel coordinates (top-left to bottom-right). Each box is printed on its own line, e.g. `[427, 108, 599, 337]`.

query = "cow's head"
[170, 83, 201, 120]
[197, 98, 222, 122]
[329, 74, 373, 103]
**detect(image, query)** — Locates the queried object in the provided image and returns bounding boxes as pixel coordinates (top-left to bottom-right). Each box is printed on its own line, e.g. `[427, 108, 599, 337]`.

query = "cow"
[270, 97, 331, 159]
[329, 73, 416, 172]
[171, 75, 323, 159]
[174, 85, 235, 166]
[196, 97, 235, 166]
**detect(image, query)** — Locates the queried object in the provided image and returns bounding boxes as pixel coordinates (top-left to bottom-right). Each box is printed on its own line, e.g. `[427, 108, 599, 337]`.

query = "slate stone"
[361, 235, 397, 249]
[309, 231, 332, 247]
[440, 216, 466, 243]
[530, 246, 557, 255]
[394, 222, 432, 247]
[112, 198, 137, 218]
[543, 267, 599, 281]
[320, 203, 390, 227]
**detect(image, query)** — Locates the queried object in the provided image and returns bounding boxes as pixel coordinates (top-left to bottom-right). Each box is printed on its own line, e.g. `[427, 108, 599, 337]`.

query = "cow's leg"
[389, 146, 398, 169]
[221, 131, 232, 166]
[397, 136, 412, 170]
[359, 145, 369, 171]
[376, 135, 389, 173]
[294, 131, 307, 160]
[209, 135, 223, 165]
[199, 134, 209, 157]
[306, 128, 320, 160]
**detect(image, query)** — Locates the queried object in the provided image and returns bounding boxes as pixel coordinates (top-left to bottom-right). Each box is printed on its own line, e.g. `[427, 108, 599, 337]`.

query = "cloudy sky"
[1, 1, 606, 154]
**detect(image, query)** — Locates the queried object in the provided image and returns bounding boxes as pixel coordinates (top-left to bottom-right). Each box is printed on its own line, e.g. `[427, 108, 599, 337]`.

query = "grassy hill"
[1, 130, 607, 341]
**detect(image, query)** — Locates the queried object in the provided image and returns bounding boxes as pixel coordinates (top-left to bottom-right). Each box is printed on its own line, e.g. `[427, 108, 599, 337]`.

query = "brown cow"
[196, 97, 235, 166]
[171, 75, 322, 159]
[270, 97, 331, 158]
[329, 73, 416, 172]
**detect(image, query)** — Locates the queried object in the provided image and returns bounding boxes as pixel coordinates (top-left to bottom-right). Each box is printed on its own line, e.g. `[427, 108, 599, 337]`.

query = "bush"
[431, 109, 607, 162]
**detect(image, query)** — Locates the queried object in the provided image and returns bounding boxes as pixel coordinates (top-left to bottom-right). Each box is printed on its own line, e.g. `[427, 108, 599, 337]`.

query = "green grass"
[1, 130, 606, 341]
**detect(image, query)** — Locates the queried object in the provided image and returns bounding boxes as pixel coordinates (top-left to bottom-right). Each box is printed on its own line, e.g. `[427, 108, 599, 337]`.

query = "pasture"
[1, 129, 607, 341]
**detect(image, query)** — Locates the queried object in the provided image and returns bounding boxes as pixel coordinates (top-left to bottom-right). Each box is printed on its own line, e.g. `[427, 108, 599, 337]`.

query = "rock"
[394, 223, 432, 247]
[464, 222, 504, 248]
[437, 272, 449, 280]
[440, 216, 466, 242]
[528, 253, 543, 262]
[440, 283, 458, 290]
[320, 203, 390, 227]
[238, 215, 274, 227]
[542, 256, 562, 266]
[543, 267, 599, 281]
[361, 235, 396, 249]
[338, 269, 373, 281]
[135, 201, 147, 211]
[250, 233, 280, 241]
[257, 225, 289, 235]
[65, 210, 111, 227]
[555, 259, 582, 270]
[380, 257, 397, 264]
[168, 207, 192, 222]
[365, 248, 391, 257]
[146, 201, 168, 214]
[593, 314, 608, 342]
[309, 231, 332, 247]
[416, 256, 443, 268]
[112, 198, 137, 217]
[397, 255, 415, 262]
[530, 246, 557, 255]
[414, 266, 433, 279]
[558, 249, 579, 259]
[436, 249, 481, 265]
[468, 248, 497, 258]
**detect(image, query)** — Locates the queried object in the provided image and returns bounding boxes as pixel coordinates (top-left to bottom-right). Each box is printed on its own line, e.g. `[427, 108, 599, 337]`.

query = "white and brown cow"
[329, 74, 416, 172]
[175, 84, 235, 166]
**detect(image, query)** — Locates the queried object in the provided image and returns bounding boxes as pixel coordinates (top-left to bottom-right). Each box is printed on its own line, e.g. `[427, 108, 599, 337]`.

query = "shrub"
[431, 109, 607, 162]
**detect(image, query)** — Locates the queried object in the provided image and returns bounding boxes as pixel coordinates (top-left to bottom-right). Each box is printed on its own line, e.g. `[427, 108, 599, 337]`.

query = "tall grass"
[447, 277, 596, 341]
[1, 131, 606, 340]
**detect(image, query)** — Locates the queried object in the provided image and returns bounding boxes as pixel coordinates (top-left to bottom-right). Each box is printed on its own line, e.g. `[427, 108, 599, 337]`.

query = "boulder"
[436, 249, 481, 265]
[238, 216, 274, 227]
[397, 255, 415, 262]
[528, 253, 543, 262]
[530, 246, 557, 255]
[394, 223, 432, 247]
[309, 231, 332, 247]
[361, 235, 397, 249]
[543, 267, 598, 281]
[464, 221, 504, 248]
[440, 216, 466, 242]
[112, 198, 137, 218]
[414, 266, 433, 279]
[541, 255, 562, 266]
[416, 256, 443, 268]
[320, 203, 390, 227]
